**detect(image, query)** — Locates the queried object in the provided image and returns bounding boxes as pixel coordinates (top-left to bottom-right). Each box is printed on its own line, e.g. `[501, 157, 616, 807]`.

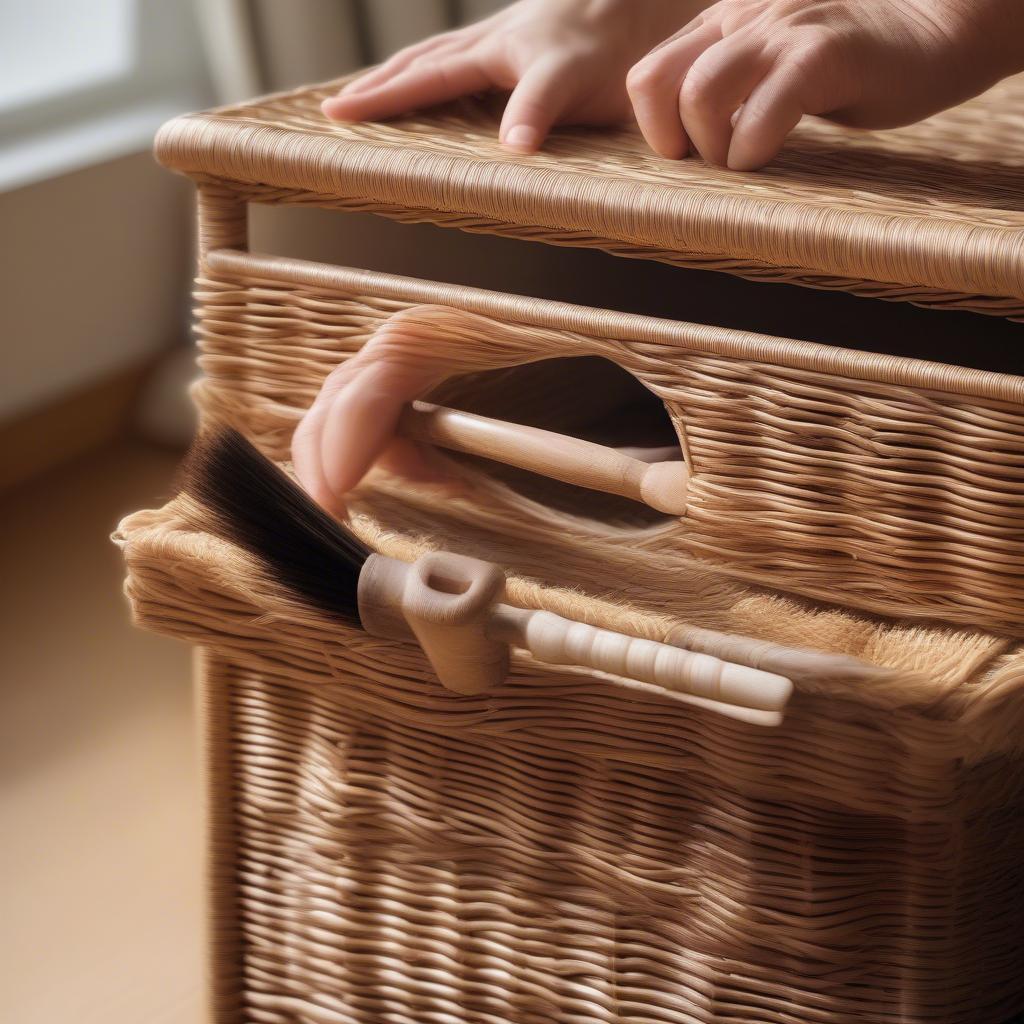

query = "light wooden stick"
[666, 623, 885, 683]
[358, 552, 793, 722]
[399, 401, 688, 516]
[488, 605, 792, 713]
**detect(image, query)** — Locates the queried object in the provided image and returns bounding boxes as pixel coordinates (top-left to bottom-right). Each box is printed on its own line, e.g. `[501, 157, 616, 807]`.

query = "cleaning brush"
[183, 428, 793, 725]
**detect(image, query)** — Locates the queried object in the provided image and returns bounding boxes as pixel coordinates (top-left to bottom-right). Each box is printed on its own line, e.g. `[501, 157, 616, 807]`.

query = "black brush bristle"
[182, 428, 370, 624]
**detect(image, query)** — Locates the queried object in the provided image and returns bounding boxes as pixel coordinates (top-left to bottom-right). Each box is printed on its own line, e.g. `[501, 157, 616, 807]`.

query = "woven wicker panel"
[156, 74, 1024, 317]
[117, 505, 1024, 1024]
[191, 256, 1024, 636]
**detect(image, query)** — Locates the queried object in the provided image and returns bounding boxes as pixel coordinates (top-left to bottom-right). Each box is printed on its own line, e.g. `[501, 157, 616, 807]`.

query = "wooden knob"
[359, 551, 509, 695]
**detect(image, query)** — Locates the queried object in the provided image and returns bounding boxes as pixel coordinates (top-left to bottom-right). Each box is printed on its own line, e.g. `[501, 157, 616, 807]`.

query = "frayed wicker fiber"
[156, 73, 1024, 318]
[121, 75, 1024, 1024]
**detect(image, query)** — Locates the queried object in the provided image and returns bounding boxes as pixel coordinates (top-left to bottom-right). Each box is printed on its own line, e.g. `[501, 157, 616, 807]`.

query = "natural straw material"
[124, 269, 1024, 1024]
[193, 260, 1024, 636]
[123, 80, 1024, 1024]
[118, 469, 1024, 1024]
[156, 73, 1024, 317]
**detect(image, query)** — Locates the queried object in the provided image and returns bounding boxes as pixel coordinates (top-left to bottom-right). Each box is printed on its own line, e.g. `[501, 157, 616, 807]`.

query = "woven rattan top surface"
[157, 74, 1024, 313]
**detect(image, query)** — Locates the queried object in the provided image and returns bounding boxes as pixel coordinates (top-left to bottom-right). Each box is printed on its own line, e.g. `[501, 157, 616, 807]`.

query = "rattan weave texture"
[118, 465, 1024, 1024]
[192, 256, 1024, 636]
[156, 74, 1024, 317]
[122, 68, 1024, 1024]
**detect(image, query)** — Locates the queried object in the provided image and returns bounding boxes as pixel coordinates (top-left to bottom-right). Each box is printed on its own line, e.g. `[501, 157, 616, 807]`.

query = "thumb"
[499, 56, 576, 152]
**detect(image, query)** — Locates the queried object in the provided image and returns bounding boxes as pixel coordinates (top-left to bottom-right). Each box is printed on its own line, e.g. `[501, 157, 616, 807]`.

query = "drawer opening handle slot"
[400, 401, 689, 517]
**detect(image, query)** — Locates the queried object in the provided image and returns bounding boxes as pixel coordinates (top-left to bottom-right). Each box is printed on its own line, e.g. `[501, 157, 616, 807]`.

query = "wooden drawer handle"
[400, 401, 688, 516]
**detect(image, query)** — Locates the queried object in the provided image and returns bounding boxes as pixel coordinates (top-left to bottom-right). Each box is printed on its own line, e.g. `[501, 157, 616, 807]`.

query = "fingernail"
[503, 125, 540, 151]
[321, 98, 355, 122]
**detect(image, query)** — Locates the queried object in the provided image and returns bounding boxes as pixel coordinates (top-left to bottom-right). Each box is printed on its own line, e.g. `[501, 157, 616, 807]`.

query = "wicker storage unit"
[118, 75, 1024, 1024]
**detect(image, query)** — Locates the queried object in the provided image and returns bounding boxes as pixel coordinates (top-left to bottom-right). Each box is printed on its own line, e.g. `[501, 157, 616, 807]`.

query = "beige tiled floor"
[1, 441, 201, 1024]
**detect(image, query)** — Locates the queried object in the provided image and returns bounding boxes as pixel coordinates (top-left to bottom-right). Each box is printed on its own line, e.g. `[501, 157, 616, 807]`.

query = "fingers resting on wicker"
[322, 0, 1024, 169]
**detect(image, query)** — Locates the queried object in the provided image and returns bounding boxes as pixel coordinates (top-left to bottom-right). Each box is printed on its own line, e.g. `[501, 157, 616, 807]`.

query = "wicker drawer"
[194, 248, 1024, 637]
[118, 490, 1024, 1024]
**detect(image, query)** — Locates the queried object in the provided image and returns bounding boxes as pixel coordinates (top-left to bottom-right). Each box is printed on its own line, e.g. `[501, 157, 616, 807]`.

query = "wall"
[0, 151, 194, 421]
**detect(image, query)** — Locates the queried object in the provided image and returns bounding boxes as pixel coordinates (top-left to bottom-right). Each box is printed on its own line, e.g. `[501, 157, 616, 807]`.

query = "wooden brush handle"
[358, 553, 792, 723]
[399, 401, 688, 516]
[488, 605, 792, 715]
[358, 551, 509, 696]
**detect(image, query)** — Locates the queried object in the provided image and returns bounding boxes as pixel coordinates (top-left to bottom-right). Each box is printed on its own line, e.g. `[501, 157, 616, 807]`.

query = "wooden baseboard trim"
[0, 364, 152, 493]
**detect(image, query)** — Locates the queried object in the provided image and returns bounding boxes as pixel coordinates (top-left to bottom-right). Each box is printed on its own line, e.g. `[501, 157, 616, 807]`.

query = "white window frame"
[0, 0, 213, 191]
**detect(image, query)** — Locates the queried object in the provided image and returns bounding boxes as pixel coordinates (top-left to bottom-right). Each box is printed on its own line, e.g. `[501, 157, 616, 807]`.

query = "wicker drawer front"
[204, 660, 1023, 1024]
[194, 250, 1024, 636]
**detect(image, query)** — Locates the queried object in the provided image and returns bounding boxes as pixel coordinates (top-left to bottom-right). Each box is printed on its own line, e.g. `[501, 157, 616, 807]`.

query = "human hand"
[292, 311, 475, 516]
[321, 0, 704, 153]
[324, 0, 1023, 170]
[627, 0, 1024, 169]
